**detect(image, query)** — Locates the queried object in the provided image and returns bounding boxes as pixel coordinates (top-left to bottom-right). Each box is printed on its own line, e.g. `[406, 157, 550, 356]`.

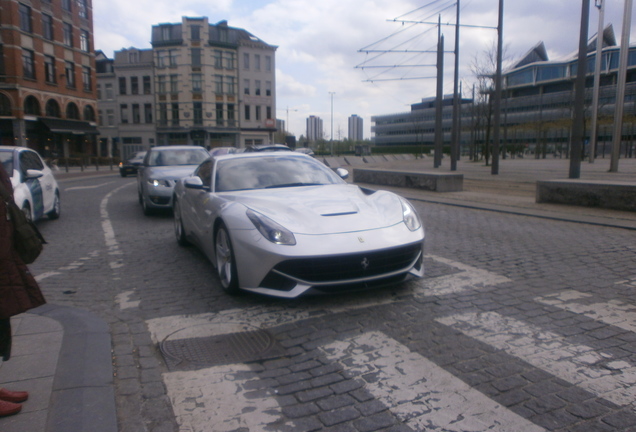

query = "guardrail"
[47, 157, 121, 172]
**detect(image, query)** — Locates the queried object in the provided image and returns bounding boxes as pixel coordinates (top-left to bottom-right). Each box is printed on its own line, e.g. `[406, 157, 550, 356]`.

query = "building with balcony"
[0, 0, 98, 158]
[150, 17, 277, 148]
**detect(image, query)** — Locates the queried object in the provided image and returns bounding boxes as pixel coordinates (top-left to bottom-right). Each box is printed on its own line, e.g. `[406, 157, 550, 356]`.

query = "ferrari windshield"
[215, 155, 344, 192]
[147, 149, 209, 167]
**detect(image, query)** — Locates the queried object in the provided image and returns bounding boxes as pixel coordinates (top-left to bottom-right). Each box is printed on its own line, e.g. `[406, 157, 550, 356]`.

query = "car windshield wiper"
[265, 182, 323, 189]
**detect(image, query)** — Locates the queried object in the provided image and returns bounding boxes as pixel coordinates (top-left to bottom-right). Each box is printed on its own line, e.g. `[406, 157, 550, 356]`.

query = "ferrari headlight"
[247, 209, 296, 245]
[401, 199, 421, 231]
[147, 179, 171, 187]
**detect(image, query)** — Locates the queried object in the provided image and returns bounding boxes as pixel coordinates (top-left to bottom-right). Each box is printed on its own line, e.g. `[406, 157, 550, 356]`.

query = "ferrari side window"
[196, 160, 212, 188]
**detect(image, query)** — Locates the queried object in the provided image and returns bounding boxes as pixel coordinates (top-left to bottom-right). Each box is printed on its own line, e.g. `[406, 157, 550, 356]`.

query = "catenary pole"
[434, 18, 444, 169]
[569, 0, 590, 179]
[450, 0, 461, 171]
[589, 0, 605, 163]
[491, 0, 503, 175]
[610, 0, 633, 172]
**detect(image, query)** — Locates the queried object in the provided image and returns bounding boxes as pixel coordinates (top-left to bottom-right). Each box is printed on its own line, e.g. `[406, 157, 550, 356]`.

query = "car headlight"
[246, 209, 296, 245]
[401, 199, 421, 231]
[147, 179, 171, 187]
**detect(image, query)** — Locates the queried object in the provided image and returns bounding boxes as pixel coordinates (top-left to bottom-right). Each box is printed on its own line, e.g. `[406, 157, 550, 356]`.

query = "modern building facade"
[306, 115, 323, 142]
[372, 96, 472, 148]
[348, 114, 363, 141]
[0, 0, 98, 157]
[372, 24, 636, 157]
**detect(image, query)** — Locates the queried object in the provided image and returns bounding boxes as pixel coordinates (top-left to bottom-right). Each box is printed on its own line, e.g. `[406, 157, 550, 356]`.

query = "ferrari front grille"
[270, 242, 422, 285]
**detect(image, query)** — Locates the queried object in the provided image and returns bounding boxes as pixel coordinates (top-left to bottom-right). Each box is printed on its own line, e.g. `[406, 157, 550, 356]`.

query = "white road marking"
[164, 364, 289, 432]
[65, 181, 115, 191]
[34, 271, 61, 281]
[116, 290, 140, 310]
[147, 255, 510, 344]
[99, 183, 133, 272]
[34, 250, 100, 281]
[424, 254, 512, 295]
[537, 290, 636, 333]
[437, 311, 636, 409]
[322, 332, 545, 432]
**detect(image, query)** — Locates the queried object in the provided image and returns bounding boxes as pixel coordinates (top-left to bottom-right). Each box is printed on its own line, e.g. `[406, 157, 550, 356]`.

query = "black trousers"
[0, 319, 11, 361]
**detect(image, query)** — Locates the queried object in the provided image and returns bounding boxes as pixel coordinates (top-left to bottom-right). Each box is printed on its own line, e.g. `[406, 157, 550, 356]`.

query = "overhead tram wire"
[393, 0, 454, 21]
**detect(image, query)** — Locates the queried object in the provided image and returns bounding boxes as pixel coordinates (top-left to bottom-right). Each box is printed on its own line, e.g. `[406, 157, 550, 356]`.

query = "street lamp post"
[329, 92, 335, 155]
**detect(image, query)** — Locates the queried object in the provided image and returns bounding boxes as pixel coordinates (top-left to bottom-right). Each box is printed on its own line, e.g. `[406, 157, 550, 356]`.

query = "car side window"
[20, 151, 44, 172]
[195, 160, 212, 188]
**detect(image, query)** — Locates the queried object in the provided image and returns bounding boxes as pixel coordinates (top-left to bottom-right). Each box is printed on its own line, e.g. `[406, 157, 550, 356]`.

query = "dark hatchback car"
[119, 151, 147, 177]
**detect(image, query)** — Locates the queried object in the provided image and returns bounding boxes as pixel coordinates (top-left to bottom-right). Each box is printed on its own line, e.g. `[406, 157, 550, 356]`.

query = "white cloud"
[93, 0, 636, 140]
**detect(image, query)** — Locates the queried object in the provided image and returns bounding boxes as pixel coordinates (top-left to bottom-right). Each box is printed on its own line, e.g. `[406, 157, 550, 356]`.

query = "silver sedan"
[137, 145, 210, 215]
[173, 152, 425, 298]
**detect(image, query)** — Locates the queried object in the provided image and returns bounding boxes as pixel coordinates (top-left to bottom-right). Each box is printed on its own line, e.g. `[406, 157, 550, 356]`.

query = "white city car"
[173, 152, 425, 298]
[0, 146, 60, 222]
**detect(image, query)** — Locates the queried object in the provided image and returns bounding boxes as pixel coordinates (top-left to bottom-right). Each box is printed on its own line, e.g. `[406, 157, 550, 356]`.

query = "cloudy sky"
[93, 0, 634, 140]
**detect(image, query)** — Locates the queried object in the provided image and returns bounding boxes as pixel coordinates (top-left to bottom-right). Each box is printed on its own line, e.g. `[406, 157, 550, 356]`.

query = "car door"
[31, 150, 56, 214]
[180, 159, 212, 247]
[19, 150, 46, 220]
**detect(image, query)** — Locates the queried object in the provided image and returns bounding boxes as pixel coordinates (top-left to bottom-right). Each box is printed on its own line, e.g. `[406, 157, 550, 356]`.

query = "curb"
[32, 305, 117, 432]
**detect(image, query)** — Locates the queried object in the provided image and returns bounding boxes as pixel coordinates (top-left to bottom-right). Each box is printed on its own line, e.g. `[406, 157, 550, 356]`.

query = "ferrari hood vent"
[321, 211, 358, 217]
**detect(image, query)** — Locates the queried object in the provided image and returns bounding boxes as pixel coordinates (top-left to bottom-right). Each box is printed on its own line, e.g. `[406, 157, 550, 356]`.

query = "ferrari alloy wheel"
[215, 224, 239, 294]
[173, 198, 188, 246]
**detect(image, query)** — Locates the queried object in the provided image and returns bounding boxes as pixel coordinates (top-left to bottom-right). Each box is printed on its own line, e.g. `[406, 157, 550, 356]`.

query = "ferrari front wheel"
[215, 223, 239, 295]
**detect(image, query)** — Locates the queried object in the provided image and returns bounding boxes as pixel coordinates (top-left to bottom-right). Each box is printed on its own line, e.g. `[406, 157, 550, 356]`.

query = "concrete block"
[344, 156, 366, 166]
[353, 168, 463, 192]
[536, 180, 636, 212]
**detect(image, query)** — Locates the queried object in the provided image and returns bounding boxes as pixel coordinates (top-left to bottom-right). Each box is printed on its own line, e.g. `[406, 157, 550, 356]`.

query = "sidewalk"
[355, 155, 636, 230]
[0, 155, 634, 432]
[0, 305, 116, 432]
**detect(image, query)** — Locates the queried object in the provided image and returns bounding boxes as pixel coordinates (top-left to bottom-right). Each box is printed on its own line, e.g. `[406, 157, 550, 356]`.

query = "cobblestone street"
[8, 161, 636, 431]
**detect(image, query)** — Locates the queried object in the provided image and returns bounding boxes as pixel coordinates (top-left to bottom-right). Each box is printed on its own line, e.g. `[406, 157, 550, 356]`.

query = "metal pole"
[329, 92, 335, 155]
[491, 0, 503, 175]
[450, 0, 460, 171]
[434, 24, 444, 168]
[610, 0, 632, 172]
[589, 0, 605, 163]
[569, 0, 590, 179]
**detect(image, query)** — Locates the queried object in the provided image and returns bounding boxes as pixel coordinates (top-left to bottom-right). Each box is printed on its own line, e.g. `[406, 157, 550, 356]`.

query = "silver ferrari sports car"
[173, 152, 425, 298]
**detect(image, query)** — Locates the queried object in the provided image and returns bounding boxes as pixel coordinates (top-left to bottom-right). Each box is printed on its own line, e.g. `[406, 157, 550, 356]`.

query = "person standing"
[0, 162, 46, 417]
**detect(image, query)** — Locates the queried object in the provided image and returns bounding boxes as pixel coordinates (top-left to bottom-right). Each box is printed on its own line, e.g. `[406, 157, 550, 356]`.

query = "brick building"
[0, 0, 98, 158]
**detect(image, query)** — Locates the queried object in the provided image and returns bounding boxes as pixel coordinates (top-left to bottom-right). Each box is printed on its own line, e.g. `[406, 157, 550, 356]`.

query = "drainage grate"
[160, 329, 287, 371]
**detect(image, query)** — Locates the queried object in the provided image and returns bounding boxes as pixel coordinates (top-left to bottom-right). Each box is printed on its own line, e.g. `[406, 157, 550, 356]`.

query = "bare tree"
[469, 41, 513, 165]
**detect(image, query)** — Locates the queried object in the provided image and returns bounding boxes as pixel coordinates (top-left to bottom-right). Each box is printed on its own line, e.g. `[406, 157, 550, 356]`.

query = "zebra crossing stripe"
[537, 290, 636, 333]
[163, 364, 286, 432]
[436, 311, 636, 409]
[146, 255, 511, 344]
[321, 331, 545, 432]
[423, 254, 512, 296]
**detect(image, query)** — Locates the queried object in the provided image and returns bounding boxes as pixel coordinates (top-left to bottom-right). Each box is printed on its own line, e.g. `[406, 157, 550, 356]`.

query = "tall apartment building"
[306, 115, 323, 142]
[150, 17, 277, 148]
[348, 114, 363, 141]
[0, 0, 98, 157]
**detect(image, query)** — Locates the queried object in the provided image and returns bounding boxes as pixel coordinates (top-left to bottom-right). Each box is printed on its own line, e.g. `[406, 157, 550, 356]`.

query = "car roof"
[0, 146, 33, 153]
[244, 144, 292, 152]
[148, 145, 207, 151]
[213, 151, 311, 162]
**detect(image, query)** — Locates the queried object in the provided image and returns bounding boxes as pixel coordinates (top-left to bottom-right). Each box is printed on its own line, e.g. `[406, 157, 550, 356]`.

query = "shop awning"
[39, 118, 99, 135]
